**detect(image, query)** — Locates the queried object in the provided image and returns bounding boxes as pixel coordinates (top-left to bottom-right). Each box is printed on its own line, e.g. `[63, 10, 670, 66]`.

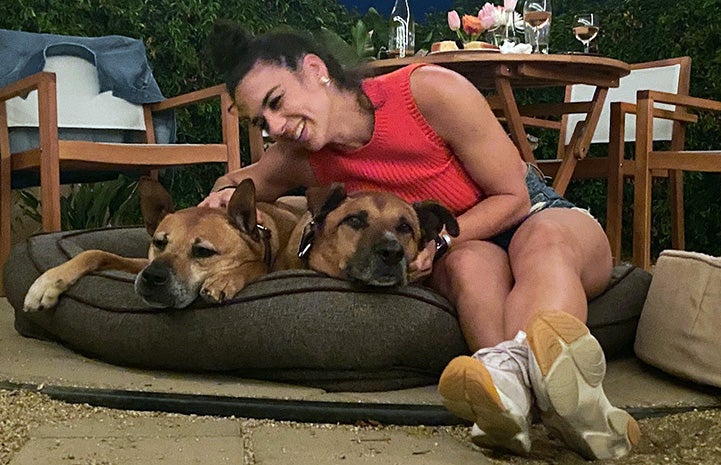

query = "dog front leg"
[23, 251, 148, 312]
[200, 263, 266, 303]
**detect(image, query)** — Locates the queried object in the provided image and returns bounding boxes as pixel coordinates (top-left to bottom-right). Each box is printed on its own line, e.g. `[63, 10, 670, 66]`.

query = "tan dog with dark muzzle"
[23, 177, 303, 310]
[294, 184, 460, 287]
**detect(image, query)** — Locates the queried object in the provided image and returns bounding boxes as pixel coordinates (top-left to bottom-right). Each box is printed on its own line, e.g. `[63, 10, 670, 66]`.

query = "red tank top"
[307, 63, 483, 215]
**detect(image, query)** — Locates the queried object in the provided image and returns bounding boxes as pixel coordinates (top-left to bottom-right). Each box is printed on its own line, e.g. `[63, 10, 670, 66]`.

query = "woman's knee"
[510, 210, 609, 262]
[434, 241, 512, 292]
[508, 210, 612, 296]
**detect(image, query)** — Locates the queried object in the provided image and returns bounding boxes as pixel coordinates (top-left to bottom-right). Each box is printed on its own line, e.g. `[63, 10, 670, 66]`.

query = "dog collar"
[256, 224, 273, 270]
[433, 232, 452, 262]
[297, 220, 316, 261]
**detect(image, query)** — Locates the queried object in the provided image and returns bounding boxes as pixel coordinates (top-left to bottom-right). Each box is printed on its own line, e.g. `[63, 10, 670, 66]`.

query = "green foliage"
[317, 6, 438, 61]
[16, 176, 142, 231]
[59, 176, 142, 230]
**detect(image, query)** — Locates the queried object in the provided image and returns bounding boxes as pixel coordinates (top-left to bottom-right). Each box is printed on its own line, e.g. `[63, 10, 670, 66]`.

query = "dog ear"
[305, 183, 347, 224]
[227, 179, 261, 240]
[413, 200, 460, 243]
[138, 176, 175, 235]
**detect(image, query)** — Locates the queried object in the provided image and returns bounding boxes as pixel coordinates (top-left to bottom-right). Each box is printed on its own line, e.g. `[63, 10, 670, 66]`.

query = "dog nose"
[376, 239, 405, 266]
[140, 262, 171, 286]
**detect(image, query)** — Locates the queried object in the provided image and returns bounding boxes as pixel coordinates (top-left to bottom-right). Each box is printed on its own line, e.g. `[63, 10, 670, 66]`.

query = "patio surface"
[3, 296, 721, 464]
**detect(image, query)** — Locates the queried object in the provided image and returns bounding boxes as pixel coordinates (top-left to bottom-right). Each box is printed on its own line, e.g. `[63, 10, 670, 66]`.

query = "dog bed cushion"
[635, 250, 721, 387]
[4, 227, 652, 391]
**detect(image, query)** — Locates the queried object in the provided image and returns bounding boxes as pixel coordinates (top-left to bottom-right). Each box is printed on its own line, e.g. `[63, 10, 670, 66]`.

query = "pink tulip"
[479, 3, 498, 29]
[447, 10, 461, 31]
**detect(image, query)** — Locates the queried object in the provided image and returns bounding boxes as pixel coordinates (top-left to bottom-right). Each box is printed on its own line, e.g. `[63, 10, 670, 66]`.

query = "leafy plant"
[16, 176, 142, 231]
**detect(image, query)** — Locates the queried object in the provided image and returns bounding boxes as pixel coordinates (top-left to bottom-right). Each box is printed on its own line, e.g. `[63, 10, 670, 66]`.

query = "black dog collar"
[256, 224, 273, 270]
[297, 220, 316, 261]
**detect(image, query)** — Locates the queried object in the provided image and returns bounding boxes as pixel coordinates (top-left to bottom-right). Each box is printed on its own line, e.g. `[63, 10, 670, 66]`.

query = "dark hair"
[206, 20, 360, 98]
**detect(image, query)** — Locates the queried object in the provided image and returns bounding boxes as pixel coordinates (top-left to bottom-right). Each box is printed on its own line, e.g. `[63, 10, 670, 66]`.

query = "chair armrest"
[0, 71, 55, 102]
[638, 89, 720, 117]
[145, 83, 244, 169]
[606, 92, 698, 125]
[148, 84, 230, 112]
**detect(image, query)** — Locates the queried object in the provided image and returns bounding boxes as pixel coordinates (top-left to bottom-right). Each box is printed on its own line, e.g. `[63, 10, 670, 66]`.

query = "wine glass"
[572, 14, 599, 54]
[523, 0, 552, 54]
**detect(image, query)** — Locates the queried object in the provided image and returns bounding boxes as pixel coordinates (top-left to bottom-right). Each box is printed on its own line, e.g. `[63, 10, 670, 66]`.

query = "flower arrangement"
[447, 0, 523, 43]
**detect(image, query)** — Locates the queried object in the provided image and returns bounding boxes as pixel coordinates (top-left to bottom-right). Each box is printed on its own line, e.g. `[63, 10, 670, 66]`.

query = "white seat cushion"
[6, 55, 145, 131]
[565, 64, 681, 144]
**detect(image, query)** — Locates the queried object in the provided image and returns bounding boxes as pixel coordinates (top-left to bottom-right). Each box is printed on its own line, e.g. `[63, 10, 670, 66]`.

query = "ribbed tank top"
[307, 63, 483, 215]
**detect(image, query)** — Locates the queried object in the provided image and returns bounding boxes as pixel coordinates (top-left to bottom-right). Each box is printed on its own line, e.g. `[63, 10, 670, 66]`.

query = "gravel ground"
[3, 389, 721, 465]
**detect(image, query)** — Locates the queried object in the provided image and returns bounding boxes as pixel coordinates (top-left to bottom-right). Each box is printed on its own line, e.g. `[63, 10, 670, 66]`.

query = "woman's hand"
[408, 240, 437, 283]
[198, 188, 234, 209]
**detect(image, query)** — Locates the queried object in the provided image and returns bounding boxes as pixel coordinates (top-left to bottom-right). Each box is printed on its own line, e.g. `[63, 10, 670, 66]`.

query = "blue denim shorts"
[490, 164, 576, 250]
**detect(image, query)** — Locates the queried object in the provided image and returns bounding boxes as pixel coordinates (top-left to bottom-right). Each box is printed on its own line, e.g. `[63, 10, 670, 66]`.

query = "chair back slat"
[564, 57, 691, 144]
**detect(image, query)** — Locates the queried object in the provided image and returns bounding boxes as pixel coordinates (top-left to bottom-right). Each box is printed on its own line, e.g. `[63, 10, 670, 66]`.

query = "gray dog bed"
[4, 227, 652, 392]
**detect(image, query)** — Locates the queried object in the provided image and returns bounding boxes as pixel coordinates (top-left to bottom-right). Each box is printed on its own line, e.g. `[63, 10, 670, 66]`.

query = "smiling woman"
[198, 19, 640, 460]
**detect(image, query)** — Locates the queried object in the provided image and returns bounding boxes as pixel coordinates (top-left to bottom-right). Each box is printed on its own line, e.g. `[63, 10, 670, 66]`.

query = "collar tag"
[297, 221, 316, 259]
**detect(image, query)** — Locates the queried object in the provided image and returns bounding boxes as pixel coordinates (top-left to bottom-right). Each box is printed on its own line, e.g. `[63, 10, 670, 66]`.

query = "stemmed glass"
[523, 0, 552, 54]
[572, 14, 599, 54]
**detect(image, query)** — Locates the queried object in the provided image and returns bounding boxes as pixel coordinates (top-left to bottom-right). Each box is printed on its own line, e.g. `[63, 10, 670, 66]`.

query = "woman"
[200, 20, 639, 459]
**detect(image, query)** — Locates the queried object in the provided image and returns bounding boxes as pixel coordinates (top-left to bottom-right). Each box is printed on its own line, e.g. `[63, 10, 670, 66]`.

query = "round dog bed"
[4, 227, 652, 392]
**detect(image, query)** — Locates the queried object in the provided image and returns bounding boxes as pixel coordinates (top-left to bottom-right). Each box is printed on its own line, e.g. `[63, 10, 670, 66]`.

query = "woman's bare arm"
[410, 65, 529, 243]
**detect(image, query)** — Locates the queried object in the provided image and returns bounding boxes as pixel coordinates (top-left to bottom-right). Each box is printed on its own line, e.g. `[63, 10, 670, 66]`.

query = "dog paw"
[23, 274, 68, 312]
[200, 277, 246, 304]
[200, 286, 226, 303]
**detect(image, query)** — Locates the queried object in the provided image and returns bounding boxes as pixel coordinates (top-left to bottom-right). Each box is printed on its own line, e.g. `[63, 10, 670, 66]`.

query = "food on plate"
[430, 40, 500, 53]
[462, 40, 499, 50]
[431, 41, 459, 52]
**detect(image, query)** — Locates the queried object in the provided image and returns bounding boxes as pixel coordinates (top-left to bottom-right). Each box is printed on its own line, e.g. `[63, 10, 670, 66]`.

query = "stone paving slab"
[249, 423, 489, 465]
[9, 416, 244, 465]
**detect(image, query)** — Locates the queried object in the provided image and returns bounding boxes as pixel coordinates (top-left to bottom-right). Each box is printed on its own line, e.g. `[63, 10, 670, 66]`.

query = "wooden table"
[363, 52, 630, 195]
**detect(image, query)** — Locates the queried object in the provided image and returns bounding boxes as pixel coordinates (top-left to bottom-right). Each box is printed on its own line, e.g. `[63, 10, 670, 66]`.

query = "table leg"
[494, 77, 537, 165]
[553, 87, 609, 195]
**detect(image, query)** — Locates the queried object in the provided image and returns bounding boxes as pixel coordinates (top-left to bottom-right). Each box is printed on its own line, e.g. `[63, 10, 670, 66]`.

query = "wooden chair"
[0, 50, 262, 273]
[500, 57, 693, 265]
[631, 88, 721, 269]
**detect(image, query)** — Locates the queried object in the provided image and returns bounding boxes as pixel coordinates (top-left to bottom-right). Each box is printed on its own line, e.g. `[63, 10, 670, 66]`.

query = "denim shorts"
[490, 164, 577, 250]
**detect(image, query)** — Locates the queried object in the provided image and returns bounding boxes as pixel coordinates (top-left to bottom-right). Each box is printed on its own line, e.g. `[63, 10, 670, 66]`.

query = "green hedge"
[4, 0, 721, 260]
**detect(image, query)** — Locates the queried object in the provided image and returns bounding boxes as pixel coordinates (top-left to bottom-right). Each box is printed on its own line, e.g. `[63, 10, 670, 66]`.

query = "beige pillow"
[634, 250, 721, 387]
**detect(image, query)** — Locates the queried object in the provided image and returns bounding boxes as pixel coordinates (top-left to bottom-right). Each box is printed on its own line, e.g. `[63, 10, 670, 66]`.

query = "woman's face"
[234, 56, 331, 152]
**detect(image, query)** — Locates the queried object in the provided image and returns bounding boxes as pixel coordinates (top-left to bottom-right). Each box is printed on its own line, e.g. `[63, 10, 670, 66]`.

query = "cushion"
[635, 250, 721, 387]
[3, 227, 652, 391]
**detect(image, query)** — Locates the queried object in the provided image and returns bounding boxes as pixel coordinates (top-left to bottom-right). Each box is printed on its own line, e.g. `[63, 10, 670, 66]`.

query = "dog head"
[300, 184, 459, 287]
[135, 177, 271, 308]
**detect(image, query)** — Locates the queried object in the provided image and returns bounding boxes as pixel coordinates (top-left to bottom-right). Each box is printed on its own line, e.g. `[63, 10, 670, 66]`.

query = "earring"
[319, 76, 331, 86]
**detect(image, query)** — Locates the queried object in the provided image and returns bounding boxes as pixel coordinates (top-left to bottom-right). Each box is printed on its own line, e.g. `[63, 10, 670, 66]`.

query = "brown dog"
[23, 177, 303, 310]
[292, 184, 460, 287]
[23, 179, 458, 310]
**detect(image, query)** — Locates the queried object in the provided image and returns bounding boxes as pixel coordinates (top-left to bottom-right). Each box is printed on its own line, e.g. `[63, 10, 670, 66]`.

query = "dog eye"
[341, 214, 367, 230]
[192, 245, 218, 259]
[396, 222, 413, 235]
[152, 238, 167, 251]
